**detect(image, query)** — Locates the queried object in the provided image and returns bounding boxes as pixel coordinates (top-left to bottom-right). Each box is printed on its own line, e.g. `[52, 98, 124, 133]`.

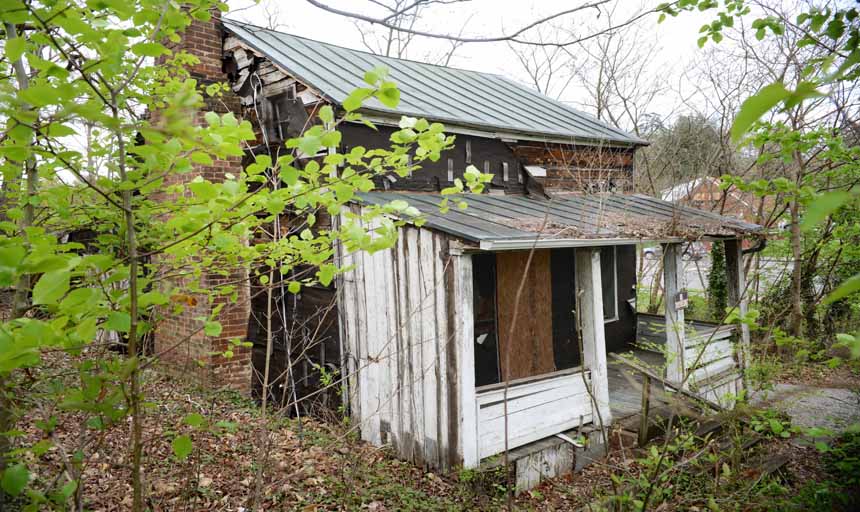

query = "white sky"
[227, 0, 718, 126]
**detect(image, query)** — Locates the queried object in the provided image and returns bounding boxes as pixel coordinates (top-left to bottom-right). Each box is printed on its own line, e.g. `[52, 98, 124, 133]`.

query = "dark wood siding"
[340, 123, 527, 193]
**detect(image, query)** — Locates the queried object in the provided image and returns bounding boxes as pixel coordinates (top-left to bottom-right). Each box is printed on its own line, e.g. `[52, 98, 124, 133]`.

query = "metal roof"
[356, 192, 762, 250]
[222, 19, 646, 147]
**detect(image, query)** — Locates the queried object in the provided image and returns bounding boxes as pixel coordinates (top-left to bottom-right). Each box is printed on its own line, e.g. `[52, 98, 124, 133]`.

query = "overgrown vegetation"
[1, 0, 859, 510]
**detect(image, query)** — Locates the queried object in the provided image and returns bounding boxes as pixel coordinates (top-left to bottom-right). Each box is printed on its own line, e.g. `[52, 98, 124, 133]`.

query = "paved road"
[755, 384, 860, 434]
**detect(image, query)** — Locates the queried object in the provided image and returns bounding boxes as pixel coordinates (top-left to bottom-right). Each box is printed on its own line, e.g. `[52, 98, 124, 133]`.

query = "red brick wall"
[154, 8, 252, 394]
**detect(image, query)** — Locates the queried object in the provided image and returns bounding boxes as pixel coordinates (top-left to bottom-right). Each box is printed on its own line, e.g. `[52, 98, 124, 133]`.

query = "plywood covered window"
[472, 249, 582, 388]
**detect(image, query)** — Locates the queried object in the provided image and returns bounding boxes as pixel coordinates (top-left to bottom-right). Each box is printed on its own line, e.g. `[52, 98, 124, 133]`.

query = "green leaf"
[1, 463, 29, 496]
[172, 435, 193, 460]
[377, 82, 400, 108]
[318, 105, 334, 124]
[204, 321, 222, 337]
[5, 37, 26, 62]
[32, 269, 71, 305]
[183, 413, 206, 428]
[825, 274, 860, 304]
[730, 82, 791, 142]
[288, 281, 301, 294]
[131, 42, 169, 57]
[61, 479, 77, 499]
[106, 312, 131, 332]
[801, 191, 850, 231]
[342, 88, 373, 112]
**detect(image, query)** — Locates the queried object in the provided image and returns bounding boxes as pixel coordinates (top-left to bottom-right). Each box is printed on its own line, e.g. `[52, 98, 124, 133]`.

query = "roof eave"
[356, 111, 647, 149]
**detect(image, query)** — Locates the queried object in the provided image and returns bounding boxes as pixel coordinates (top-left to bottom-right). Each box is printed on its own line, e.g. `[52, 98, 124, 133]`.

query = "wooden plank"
[395, 228, 412, 461]
[406, 228, 425, 464]
[575, 247, 611, 425]
[495, 250, 556, 380]
[339, 208, 360, 428]
[662, 243, 686, 386]
[390, 235, 404, 456]
[419, 229, 439, 467]
[377, 242, 395, 447]
[686, 338, 734, 369]
[478, 377, 590, 421]
[478, 375, 594, 459]
[433, 233, 450, 468]
[638, 374, 651, 447]
[476, 369, 590, 404]
[689, 357, 737, 384]
[454, 254, 479, 467]
[362, 219, 382, 445]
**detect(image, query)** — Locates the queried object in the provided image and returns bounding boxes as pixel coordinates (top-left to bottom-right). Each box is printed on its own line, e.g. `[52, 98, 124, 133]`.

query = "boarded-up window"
[495, 250, 555, 381]
[600, 246, 618, 321]
[473, 249, 582, 387]
[447, 158, 454, 181]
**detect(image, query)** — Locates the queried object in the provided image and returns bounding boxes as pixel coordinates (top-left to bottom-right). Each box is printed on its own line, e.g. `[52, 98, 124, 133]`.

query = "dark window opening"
[268, 87, 308, 142]
[600, 247, 618, 321]
[472, 253, 500, 387]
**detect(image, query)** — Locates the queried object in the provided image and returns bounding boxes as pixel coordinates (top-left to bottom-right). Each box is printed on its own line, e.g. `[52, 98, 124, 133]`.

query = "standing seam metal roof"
[355, 192, 762, 245]
[222, 19, 647, 146]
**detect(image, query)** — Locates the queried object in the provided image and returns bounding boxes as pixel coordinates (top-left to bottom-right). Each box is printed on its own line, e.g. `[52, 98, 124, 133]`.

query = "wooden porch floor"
[608, 348, 666, 419]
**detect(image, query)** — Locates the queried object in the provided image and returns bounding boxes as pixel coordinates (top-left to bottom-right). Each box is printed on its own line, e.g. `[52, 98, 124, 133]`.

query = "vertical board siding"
[340, 210, 466, 469]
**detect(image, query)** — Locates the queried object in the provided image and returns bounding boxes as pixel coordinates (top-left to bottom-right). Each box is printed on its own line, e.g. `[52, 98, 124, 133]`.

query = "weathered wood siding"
[476, 371, 593, 459]
[339, 123, 526, 194]
[340, 207, 475, 469]
[511, 142, 636, 194]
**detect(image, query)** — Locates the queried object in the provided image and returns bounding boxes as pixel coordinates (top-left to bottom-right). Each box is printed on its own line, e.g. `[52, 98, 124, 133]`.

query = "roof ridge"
[222, 18, 510, 78]
[221, 17, 646, 146]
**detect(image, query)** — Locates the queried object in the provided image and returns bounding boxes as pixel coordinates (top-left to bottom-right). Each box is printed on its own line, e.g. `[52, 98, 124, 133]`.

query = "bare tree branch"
[305, 0, 669, 47]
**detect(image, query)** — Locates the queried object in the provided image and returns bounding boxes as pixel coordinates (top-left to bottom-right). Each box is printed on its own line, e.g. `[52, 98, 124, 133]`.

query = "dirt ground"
[11, 355, 860, 511]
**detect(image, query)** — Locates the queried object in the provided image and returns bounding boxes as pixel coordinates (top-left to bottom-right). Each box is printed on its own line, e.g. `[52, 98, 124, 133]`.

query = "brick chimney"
[154, 8, 252, 393]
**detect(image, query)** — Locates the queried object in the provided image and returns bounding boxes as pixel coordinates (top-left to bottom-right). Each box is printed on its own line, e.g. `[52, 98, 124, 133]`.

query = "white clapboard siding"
[340, 209, 465, 469]
[477, 371, 593, 459]
[692, 371, 742, 408]
[686, 338, 734, 370]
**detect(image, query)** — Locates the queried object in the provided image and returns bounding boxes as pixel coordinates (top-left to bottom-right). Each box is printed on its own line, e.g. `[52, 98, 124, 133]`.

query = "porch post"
[662, 243, 686, 387]
[724, 239, 751, 375]
[453, 253, 479, 467]
[575, 248, 611, 426]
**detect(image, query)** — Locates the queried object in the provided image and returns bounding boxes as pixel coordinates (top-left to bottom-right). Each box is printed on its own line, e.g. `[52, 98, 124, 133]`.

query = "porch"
[345, 192, 761, 474]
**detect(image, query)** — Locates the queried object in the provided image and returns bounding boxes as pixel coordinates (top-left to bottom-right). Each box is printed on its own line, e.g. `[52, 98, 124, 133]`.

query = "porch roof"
[356, 192, 763, 250]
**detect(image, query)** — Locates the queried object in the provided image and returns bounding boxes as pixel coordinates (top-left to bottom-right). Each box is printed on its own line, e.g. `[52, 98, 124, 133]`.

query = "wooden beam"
[662, 243, 686, 387]
[724, 240, 751, 379]
[453, 254, 479, 467]
[575, 248, 611, 426]
[638, 373, 651, 447]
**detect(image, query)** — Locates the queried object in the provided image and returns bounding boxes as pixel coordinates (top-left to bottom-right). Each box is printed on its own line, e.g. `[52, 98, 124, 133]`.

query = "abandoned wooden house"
[158, 13, 764, 486]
